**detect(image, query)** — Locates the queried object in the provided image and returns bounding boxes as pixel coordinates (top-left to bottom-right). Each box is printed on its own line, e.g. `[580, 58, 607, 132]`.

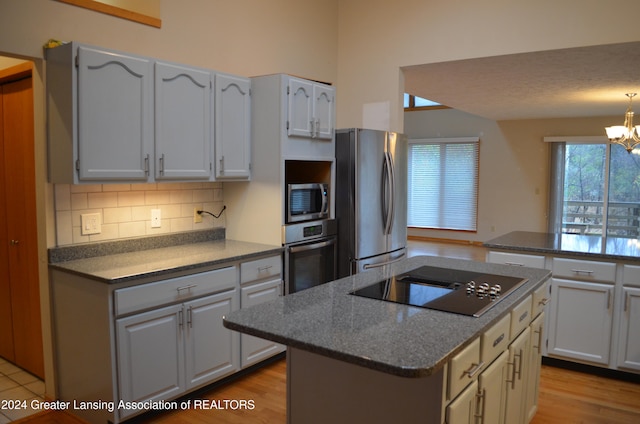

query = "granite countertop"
[223, 255, 550, 378]
[48, 229, 283, 283]
[484, 231, 640, 261]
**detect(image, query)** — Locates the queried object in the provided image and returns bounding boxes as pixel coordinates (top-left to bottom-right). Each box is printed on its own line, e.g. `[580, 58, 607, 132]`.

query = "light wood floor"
[16, 240, 640, 424]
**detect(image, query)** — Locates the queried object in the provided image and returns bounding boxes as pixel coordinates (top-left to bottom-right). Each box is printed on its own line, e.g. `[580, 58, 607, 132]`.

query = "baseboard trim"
[542, 356, 640, 383]
[407, 235, 485, 247]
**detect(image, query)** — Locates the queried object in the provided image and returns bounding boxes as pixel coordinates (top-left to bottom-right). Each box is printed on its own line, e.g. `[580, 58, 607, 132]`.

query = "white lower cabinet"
[239, 254, 285, 368]
[617, 286, 640, 371]
[240, 279, 284, 367]
[445, 292, 542, 424]
[478, 351, 509, 424]
[525, 312, 545, 422]
[116, 289, 239, 419]
[547, 278, 614, 365]
[116, 304, 184, 418]
[504, 327, 531, 424]
[446, 380, 478, 424]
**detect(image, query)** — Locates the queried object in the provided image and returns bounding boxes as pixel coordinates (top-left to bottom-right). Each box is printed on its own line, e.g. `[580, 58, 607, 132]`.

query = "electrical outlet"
[194, 208, 202, 223]
[81, 213, 101, 235]
[151, 209, 161, 228]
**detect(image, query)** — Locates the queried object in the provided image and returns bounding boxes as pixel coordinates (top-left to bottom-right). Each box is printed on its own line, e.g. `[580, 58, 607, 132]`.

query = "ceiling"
[402, 41, 640, 121]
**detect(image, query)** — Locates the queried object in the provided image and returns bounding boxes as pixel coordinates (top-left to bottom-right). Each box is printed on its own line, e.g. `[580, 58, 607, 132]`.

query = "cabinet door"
[312, 84, 334, 140]
[155, 61, 211, 180]
[116, 304, 184, 418]
[446, 380, 478, 424]
[184, 290, 239, 389]
[617, 287, 640, 371]
[478, 351, 508, 424]
[77, 46, 152, 180]
[287, 78, 313, 138]
[547, 278, 613, 365]
[504, 327, 530, 424]
[525, 312, 545, 422]
[240, 278, 284, 368]
[214, 73, 251, 179]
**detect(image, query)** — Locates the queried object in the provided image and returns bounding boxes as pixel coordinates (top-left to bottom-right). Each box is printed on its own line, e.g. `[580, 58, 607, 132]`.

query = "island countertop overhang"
[223, 255, 551, 378]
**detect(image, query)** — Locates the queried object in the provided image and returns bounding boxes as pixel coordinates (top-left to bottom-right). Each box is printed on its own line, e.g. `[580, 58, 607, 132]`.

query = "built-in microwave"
[286, 183, 329, 223]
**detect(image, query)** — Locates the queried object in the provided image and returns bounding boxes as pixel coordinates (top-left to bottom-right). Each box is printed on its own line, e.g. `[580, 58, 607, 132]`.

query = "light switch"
[81, 213, 101, 235]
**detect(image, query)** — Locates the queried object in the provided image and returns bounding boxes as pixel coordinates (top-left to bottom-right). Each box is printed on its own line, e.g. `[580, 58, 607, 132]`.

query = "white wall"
[404, 108, 619, 243]
[336, 0, 640, 132]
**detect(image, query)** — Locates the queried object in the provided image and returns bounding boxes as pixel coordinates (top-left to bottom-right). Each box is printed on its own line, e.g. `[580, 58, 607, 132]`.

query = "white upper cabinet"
[76, 45, 153, 181]
[287, 77, 334, 140]
[46, 42, 251, 183]
[214, 73, 251, 179]
[155, 61, 211, 180]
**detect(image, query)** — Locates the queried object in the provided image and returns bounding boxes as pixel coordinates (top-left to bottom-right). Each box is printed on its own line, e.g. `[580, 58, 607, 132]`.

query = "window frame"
[407, 136, 480, 232]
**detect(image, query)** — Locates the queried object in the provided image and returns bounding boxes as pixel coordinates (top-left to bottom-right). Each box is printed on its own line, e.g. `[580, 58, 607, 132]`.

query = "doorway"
[0, 60, 44, 379]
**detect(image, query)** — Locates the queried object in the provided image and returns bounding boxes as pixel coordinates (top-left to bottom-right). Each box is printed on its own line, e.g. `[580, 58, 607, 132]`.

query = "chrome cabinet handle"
[507, 349, 523, 389]
[538, 297, 550, 306]
[177, 284, 197, 292]
[505, 261, 525, 267]
[474, 388, 486, 424]
[464, 361, 485, 378]
[178, 309, 184, 329]
[310, 120, 316, 138]
[257, 265, 273, 272]
[159, 153, 165, 175]
[534, 328, 543, 354]
[144, 154, 150, 176]
[571, 268, 594, 275]
[187, 306, 193, 328]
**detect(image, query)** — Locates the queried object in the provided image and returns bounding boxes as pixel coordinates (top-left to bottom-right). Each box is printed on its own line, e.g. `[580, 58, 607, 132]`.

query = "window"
[404, 94, 448, 111]
[407, 138, 479, 231]
[549, 141, 640, 239]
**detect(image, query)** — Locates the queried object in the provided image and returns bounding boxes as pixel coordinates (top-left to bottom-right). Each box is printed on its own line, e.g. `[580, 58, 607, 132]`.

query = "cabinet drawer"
[114, 266, 237, 316]
[510, 295, 532, 339]
[481, 314, 511, 364]
[240, 255, 282, 284]
[448, 337, 481, 401]
[487, 251, 546, 268]
[532, 280, 550, 317]
[622, 264, 640, 286]
[552, 258, 615, 283]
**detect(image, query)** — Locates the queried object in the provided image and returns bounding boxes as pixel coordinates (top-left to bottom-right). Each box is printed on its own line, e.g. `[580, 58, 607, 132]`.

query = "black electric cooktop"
[349, 265, 528, 317]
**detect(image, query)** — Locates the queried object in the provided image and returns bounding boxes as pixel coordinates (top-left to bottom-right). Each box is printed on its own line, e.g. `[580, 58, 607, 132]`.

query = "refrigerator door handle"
[387, 151, 396, 233]
[362, 251, 406, 269]
[382, 152, 393, 235]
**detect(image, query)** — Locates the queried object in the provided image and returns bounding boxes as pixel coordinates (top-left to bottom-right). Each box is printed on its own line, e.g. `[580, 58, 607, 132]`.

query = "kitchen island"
[223, 255, 551, 424]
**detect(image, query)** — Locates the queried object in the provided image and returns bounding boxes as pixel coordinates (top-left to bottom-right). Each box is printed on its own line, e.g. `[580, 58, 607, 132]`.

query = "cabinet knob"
[10, 239, 19, 245]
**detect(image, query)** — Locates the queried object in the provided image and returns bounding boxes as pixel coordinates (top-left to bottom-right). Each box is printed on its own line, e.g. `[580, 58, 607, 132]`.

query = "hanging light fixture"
[605, 93, 640, 153]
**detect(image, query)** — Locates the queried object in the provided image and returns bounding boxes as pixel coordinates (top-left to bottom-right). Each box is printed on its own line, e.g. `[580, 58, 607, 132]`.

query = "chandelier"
[605, 93, 640, 153]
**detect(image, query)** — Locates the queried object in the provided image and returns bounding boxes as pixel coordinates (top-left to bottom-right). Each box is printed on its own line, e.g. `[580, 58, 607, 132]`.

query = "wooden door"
[0, 68, 44, 378]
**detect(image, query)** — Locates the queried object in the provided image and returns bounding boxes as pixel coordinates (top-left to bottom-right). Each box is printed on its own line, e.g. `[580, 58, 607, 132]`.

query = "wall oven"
[283, 219, 337, 294]
[286, 183, 329, 223]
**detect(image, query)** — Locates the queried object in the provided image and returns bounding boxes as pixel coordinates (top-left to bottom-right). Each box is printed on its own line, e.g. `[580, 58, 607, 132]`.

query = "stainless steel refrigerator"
[335, 128, 407, 277]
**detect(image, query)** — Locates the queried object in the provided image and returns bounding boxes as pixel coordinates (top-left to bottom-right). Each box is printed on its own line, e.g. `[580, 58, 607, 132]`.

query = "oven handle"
[362, 251, 406, 269]
[289, 238, 336, 254]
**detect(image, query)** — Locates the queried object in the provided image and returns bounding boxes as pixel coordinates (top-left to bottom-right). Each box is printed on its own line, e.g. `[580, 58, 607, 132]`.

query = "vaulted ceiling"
[403, 41, 640, 121]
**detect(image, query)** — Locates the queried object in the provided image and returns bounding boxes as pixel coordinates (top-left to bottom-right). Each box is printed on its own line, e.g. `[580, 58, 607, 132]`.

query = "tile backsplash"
[54, 182, 224, 246]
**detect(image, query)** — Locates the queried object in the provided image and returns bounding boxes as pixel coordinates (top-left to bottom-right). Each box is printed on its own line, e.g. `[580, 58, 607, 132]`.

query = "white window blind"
[407, 137, 479, 231]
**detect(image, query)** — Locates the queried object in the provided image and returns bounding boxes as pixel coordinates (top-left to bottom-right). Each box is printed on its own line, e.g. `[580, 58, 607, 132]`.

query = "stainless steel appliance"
[335, 128, 408, 277]
[350, 265, 529, 317]
[286, 183, 329, 223]
[283, 219, 337, 294]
